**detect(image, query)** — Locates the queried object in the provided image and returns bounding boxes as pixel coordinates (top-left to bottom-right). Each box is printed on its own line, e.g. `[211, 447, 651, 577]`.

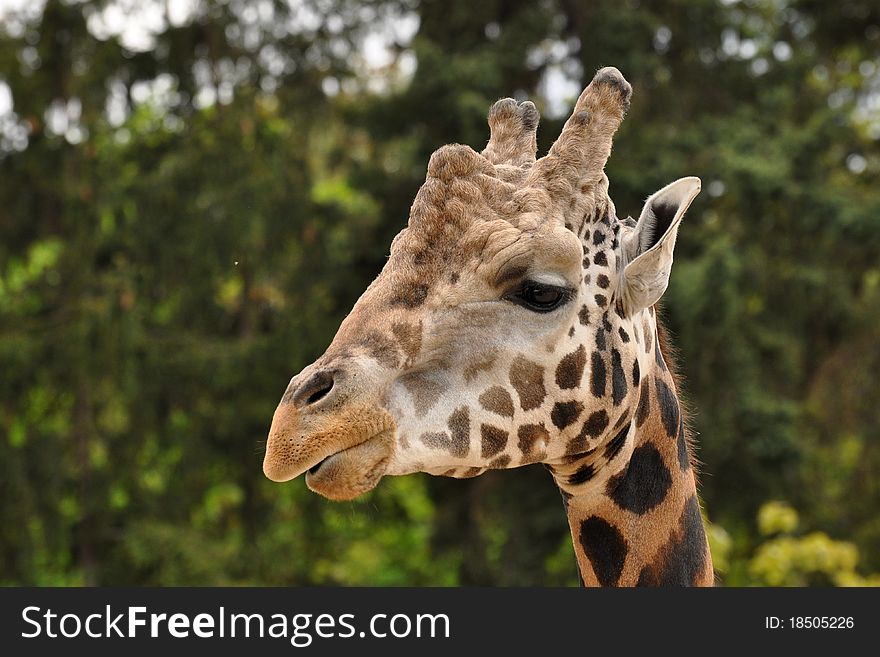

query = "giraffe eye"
[506, 281, 572, 313]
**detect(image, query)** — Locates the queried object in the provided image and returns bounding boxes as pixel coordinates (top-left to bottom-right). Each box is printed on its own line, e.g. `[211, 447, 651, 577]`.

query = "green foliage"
[758, 501, 800, 536]
[0, 0, 878, 586]
[748, 502, 880, 587]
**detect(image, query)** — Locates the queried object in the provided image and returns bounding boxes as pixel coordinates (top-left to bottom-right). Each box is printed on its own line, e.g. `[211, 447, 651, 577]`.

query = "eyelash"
[504, 281, 574, 313]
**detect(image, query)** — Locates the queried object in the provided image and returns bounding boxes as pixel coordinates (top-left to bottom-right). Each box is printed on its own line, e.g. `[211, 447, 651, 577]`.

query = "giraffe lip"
[307, 427, 389, 477]
[304, 428, 396, 500]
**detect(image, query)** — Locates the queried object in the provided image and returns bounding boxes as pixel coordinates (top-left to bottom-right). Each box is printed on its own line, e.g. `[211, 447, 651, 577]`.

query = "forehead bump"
[403, 68, 633, 242]
[426, 144, 495, 182]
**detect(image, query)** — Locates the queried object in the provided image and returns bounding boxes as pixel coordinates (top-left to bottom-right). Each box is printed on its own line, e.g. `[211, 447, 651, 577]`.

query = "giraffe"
[263, 67, 713, 587]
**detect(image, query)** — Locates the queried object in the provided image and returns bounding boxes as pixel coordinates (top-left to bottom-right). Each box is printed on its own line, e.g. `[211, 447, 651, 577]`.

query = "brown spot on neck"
[635, 495, 712, 586]
[556, 321, 711, 585]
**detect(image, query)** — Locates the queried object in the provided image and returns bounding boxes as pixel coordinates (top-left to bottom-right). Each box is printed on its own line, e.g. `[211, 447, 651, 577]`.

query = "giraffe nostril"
[293, 369, 337, 408]
[307, 382, 333, 405]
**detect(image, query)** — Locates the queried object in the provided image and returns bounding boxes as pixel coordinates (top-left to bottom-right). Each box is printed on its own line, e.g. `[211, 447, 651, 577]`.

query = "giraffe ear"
[620, 177, 701, 315]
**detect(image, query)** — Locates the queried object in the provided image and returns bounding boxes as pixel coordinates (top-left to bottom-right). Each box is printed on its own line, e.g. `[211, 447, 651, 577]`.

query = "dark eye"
[506, 281, 571, 313]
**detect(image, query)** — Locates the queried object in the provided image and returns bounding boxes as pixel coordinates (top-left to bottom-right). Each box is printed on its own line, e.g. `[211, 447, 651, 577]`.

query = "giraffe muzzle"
[262, 390, 398, 499]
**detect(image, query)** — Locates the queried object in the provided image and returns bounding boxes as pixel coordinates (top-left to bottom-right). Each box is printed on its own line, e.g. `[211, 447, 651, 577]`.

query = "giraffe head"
[263, 67, 700, 501]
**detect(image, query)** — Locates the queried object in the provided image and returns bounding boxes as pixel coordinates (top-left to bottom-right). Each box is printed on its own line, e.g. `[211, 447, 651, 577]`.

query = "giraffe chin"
[304, 427, 395, 501]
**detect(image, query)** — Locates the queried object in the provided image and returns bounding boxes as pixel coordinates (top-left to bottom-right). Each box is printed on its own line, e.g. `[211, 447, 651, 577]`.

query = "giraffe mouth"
[263, 401, 396, 487]
[303, 427, 396, 500]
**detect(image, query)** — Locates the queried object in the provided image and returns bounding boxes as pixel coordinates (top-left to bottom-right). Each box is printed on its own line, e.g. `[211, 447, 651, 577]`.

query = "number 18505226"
[765, 616, 854, 629]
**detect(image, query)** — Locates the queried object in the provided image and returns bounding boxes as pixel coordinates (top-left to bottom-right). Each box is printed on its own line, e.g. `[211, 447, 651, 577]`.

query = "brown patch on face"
[556, 345, 587, 389]
[360, 330, 400, 368]
[509, 355, 546, 411]
[480, 424, 508, 458]
[389, 282, 429, 309]
[517, 423, 550, 461]
[489, 454, 511, 469]
[479, 386, 515, 418]
[447, 406, 471, 458]
[402, 375, 445, 418]
[464, 350, 498, 382]
[643, 318, 653, 354]
[460, 466, 483, 478]
[420, 429, 468, 458]
[391, 321, 422, 366]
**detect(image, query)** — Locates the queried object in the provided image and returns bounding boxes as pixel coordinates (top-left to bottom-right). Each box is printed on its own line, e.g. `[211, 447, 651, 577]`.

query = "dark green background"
[1, 0, 878, 586]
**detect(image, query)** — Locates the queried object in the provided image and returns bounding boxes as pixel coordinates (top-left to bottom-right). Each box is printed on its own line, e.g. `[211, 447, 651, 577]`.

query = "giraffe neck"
[550, 324, 714, 586]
